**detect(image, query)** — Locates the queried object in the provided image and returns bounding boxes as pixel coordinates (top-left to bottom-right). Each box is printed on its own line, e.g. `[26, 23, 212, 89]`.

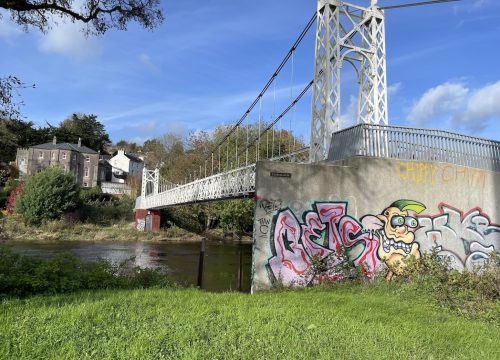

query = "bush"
[398, 250, 500, 320]
[5, 181, 23, 214]
[216, 199, 254, 233]
[81, 194, 135, 225]
[15, 167, 80, 225]
[0, 246, 177, 299]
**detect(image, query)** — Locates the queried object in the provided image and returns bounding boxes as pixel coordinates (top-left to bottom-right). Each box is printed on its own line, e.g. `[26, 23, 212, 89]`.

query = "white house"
[108, 150, 144, 184]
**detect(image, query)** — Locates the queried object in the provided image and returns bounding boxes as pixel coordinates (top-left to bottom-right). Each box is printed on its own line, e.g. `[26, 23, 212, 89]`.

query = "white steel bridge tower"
[310, 0, 388, 162]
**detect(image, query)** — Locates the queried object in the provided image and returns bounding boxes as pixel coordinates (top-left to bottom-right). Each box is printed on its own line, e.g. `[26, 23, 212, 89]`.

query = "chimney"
[52, 136, 57, 145]
[78, 138, 81, 147]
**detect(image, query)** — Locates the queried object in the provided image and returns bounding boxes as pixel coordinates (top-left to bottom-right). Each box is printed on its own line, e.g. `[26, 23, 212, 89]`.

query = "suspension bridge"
[135, 0, 500, 231]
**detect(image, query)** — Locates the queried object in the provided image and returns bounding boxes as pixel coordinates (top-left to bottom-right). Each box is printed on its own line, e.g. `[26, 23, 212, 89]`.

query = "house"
[108, 150, 144, 184]
[15, 137, 99, 187]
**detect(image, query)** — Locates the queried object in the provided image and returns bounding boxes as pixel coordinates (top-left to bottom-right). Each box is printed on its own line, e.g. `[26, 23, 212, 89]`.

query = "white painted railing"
[328, 124, 500, 172]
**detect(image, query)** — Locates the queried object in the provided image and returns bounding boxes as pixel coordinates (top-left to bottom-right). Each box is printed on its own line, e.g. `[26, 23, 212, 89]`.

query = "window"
[73, 154, 76, 161]
[85, 155, 90, 162]
[52, 152, 56, 159]
[62, 152, 67, 160]
[83, 182, 89, 187]
[20, 158, 25, 164]
[84, 167, 89, 178]
[38, 152, 43, 159]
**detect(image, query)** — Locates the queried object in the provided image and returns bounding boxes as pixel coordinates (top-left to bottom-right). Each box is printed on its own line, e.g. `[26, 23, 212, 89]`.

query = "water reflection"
[9, 241, 253, 293]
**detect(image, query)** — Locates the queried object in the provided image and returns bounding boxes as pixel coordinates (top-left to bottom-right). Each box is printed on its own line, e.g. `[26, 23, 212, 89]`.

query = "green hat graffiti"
[390, 199, 426, 214]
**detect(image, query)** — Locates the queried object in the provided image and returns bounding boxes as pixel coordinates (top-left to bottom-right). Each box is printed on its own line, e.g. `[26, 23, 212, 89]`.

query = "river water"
[8, 241, 253, 293]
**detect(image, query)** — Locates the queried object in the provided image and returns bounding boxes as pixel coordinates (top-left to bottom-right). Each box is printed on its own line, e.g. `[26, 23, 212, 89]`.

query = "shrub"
[216, 199, 254, 233]
[15, 167, 80, 225]
[5, 181, 23, 214]
[0, 247, 177, 299]
[398, 250, 500, 320]
[82, 194, 134, 225]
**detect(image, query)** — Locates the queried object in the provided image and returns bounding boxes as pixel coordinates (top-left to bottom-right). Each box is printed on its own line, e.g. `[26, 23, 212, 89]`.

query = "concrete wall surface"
[252, 157, 500, 292]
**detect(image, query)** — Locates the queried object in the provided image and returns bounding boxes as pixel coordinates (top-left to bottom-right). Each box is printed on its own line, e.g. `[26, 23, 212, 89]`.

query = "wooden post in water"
[238, 249, 243, 292]
[197, 238, 206, 289]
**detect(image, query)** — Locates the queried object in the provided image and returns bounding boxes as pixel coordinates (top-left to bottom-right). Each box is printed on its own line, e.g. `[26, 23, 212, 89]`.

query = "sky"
[1, 0, 499, 145]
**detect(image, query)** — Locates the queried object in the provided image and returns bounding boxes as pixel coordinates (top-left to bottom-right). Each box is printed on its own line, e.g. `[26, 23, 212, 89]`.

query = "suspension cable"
[380, 0, 461, 10]
[205, 12, 317, 161]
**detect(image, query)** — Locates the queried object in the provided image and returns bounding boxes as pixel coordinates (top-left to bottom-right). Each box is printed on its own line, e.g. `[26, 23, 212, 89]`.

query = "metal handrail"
[329, 124, 500, 172]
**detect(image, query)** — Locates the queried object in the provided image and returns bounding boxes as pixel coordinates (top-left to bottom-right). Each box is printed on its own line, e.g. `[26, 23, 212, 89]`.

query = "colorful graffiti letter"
[416, 204, 500, 270]
[267, 202, 380, 286]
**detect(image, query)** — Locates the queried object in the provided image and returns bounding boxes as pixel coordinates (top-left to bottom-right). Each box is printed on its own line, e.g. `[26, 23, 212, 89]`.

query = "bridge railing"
[328, 124, 500, 172]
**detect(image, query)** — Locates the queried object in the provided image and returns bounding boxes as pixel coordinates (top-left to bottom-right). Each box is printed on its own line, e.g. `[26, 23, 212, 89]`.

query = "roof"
[31, 142, 98, 154]
[124, 153, 143, 163]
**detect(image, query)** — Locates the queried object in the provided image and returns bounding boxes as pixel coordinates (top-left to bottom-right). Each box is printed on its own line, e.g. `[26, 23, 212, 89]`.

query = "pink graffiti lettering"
[267, 203, 382, 286]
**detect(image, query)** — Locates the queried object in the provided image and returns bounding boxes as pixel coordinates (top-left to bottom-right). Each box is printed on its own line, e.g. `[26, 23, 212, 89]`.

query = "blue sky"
[1, 0, 499, 144]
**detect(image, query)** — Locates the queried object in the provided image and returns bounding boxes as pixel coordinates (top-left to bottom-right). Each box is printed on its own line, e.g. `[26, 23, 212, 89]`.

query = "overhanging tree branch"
[0, 0, 164, 34]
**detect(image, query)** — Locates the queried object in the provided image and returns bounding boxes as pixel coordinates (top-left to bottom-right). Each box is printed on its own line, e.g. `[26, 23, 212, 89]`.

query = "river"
[8, 240, 253, 293]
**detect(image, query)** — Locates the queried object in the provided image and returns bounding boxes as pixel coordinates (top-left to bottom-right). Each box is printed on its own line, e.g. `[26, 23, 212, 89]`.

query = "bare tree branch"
[0, 0, 164, 34]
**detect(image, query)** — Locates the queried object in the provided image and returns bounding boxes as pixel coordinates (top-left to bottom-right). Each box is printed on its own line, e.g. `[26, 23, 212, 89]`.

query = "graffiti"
[266, 200, 499, 287]
[361, 199, 426, 279]
[257, 217, 270, 235]
[259, 199, 282, 215]
[136, 219, 145, 231]
[398, 161, 486, 187]
[267, 202, 381, 286]
[415, 204, 500, 270]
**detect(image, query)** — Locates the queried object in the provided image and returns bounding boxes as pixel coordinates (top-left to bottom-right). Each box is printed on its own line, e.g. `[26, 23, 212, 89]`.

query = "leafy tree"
[52, 113, 111, 152]
[0, 118, 51, 161]
[215, 199, 255, 233]
[142, 138, 168, 168]
[116, 139, 141, 154]
[15, 166, 80, 225]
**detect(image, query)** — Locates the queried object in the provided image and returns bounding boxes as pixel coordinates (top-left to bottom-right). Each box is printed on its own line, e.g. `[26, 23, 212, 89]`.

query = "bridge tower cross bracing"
[310, 0, 388, 163]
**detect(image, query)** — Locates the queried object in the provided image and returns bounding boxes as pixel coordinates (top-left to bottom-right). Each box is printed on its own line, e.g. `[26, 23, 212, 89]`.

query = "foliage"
[81, 194, 135, 225]
[0, 247, 176, 299]
[0, 118, 50, 161]
[1, 284, 498, 359]
[15, 167, 80, 225]
[52, 113, 111, 152]
[0, 0, 164, 35]
[216, 199, 254, 233]
[0, 76, 35, 120]
[5, 181, 23, 214]
[397, 249, 500, 320]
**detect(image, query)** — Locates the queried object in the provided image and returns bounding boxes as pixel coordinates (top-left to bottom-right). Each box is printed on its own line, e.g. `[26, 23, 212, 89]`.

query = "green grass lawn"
[1, 284, 498, 359]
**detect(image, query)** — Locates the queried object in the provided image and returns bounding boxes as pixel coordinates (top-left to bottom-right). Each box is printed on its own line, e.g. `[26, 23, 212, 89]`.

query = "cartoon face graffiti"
[362, 199, 426, 276]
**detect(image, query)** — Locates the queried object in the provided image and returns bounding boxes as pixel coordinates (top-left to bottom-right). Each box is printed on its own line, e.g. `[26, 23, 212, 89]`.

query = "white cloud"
[139, 53, 159, 73]
[340, 95, 357, 128]
[388, 82, 402, 97]
[408, 82, 469, 124]
[38, 20, 102, 61]
[455, 81, 500, 131]
[407, 80, 500, 133]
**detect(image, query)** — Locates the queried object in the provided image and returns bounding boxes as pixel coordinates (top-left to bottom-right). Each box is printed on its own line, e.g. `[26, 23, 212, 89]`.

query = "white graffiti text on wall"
[416, 204, 500, 270]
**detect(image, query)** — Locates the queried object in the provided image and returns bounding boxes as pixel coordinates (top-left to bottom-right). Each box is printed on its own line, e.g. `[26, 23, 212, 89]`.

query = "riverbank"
[0, 217, 252, 243]
[1, 283, 498, 359]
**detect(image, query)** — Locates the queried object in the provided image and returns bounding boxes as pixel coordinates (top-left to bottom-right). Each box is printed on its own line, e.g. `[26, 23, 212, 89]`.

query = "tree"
[0, 0, 164, 35]
[0, 76, 35, 119]
[0, 118, 50, 161]
[15, 166, 80, 225]
[52, 113, 111, 152]
[0, 0, 164, 120]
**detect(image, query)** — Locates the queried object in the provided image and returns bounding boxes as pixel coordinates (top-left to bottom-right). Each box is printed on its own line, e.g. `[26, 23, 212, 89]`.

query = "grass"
[0, 217, 251, 243]
[1, 283, 499, 359]
[0, 217, 203, 242]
